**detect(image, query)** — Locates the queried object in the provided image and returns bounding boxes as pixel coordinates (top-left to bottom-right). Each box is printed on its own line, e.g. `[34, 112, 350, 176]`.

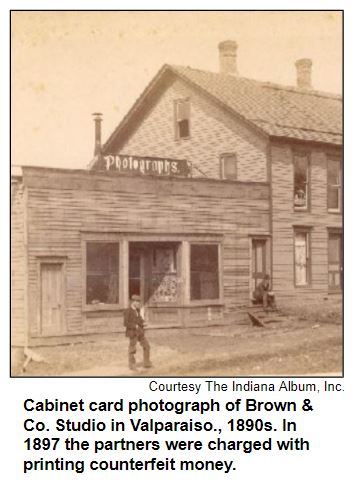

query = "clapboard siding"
[113, 77, 268, 182]
[271, 143, 342, 297]
[11, 182, 26, 346]
[23, 168, 269, 340]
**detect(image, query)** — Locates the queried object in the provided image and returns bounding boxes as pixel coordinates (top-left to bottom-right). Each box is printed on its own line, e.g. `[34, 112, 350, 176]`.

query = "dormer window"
[221, 153, 237, 180]
[175, 99, 190, 139]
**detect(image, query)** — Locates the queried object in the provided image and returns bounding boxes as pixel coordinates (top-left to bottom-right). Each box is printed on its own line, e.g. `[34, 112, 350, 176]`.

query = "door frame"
[249, 235, 271, 299]
[36, 256, 67, 336]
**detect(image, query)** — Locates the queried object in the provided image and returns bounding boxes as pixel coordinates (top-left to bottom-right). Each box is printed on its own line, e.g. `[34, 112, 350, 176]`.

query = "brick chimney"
[295, 58, 312, 90]
[92, 112, 103, 157]
[218, 40, 238, 75]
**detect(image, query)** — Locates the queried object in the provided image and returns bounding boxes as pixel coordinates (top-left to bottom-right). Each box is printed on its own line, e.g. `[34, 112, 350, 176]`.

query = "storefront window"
[190, 244, 219, 300]
[86, 242, 119, 304]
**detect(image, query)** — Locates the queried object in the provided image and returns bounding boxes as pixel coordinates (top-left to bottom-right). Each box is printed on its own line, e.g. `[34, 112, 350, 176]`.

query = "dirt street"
[12, 312, 342, 377]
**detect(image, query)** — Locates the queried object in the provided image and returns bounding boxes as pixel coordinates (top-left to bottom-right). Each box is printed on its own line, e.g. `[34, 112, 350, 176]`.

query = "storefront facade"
[11, 166, 270, 346]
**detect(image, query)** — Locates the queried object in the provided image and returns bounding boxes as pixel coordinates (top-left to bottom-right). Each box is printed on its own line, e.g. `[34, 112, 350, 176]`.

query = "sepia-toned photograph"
[11, 11, 342, 377]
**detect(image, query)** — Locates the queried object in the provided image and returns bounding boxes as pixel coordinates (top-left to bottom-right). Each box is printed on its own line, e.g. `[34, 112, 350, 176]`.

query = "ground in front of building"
[11, 297, 342, 377]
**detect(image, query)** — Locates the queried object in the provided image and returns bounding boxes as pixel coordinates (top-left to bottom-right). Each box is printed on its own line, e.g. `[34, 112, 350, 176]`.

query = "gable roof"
[102, 64, 342, 157]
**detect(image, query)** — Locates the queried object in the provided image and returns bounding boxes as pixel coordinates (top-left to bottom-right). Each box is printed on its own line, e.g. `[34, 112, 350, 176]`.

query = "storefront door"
[40, 263, 64, 335]
[129, 249, 145, 302]
[129, 242, 180, 323]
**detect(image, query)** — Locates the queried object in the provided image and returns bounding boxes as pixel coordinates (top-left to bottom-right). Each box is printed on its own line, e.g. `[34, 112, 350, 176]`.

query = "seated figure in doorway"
[294, 189, 306, 207]
[253, 274, 276, 311]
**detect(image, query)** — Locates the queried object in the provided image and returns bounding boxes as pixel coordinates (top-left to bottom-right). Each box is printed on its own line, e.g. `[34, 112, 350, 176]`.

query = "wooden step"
[247, 309, 291, 327]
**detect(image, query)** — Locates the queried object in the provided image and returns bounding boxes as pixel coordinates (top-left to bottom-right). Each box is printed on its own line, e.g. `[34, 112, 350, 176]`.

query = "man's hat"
[264, 274, 270, 279]
[131, 294, 141, 301]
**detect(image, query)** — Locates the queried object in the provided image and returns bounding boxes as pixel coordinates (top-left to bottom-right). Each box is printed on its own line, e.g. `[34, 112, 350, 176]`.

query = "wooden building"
[11, 41, 342, 346]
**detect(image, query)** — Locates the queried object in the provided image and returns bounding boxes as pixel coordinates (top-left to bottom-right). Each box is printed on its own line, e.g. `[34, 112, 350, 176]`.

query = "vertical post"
[218, 243, 224, 302]
[181, 241, 190, 304]
[120, 240, 129, 308]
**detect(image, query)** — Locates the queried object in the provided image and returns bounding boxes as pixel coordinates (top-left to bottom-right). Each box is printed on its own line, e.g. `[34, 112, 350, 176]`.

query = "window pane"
[328, 233, 342, 288]
[150, 246, 178, 303]
[129, 253, 140, 278]
[294, 155, 308, 207]
[153, 248, 176, 272]
[327, 159, 341, 210]
[328, 236, 340, 263]
[86, 242, 119, 304]
[190, 245, 219, 300]
[222, 155, 237, 180]
[252, 239, 267, 289]
[328, 187, 339, 210]
[177, 100, 190, 120]
[328, 159, 340, 185]
[178, 119, 190, 138]
[176, 100, 190, 138]
[295, 233, 308, 286]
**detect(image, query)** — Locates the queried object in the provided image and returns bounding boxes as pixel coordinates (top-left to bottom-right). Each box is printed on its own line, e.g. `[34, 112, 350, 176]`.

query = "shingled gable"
[97, 63, 342, 166]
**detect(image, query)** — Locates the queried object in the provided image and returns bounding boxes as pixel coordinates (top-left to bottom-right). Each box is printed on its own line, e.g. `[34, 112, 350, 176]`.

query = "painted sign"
[103, 154, 190, 177]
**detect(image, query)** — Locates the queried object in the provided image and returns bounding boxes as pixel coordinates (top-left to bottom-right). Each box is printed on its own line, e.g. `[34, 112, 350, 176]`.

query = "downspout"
[266, 142, 274, 287]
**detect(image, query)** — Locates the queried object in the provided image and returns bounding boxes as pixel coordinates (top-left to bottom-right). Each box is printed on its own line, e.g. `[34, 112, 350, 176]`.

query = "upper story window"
[293, 153, 309, 210]
[221, 153, 237, 180]
[327, 158, 342, 212]
[174, 99, 190, 139]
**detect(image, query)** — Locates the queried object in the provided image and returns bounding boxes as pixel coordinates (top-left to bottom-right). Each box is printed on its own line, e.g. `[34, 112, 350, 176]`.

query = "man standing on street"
[124, 294, 152, 371]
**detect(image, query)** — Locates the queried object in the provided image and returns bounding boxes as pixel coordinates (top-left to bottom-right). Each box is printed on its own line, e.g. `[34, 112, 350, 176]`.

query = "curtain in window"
[295, 233, 307, 285]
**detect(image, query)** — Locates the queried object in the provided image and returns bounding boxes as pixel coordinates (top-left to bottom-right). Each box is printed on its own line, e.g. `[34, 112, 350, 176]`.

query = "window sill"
[328, 209, 341, 214]
[148, 301, 224, 308]
[188, 299, 224, 307]
[328, 287, 342, 293]
[83, 304, 122, 313]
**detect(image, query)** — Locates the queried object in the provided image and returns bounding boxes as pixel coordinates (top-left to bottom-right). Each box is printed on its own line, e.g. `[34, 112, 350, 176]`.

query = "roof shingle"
[170, 65, 342, 145]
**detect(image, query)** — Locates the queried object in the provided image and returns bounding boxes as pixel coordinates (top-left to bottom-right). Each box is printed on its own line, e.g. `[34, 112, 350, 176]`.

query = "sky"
[11, 11, 342, 169]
